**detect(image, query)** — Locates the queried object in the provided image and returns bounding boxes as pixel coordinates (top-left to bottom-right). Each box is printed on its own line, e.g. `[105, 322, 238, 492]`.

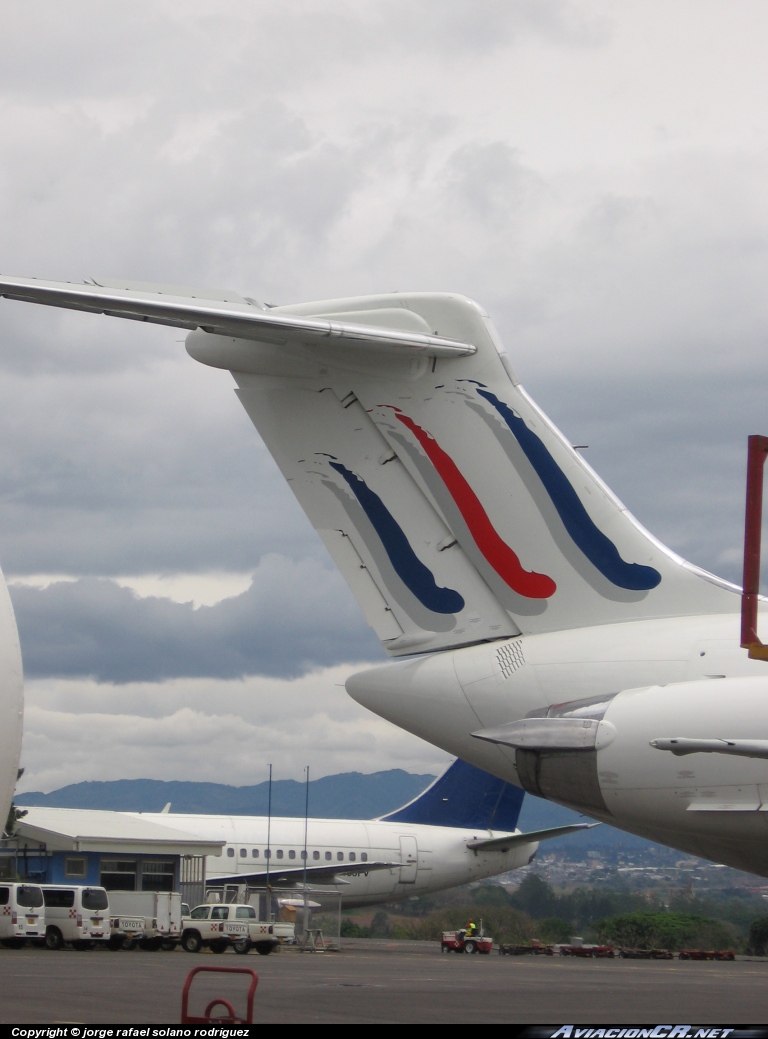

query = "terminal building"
[2, 807, 224, 907]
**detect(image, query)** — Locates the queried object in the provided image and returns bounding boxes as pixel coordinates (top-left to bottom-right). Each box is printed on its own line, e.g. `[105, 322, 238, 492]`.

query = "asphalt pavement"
[1, 939, 765, 1025]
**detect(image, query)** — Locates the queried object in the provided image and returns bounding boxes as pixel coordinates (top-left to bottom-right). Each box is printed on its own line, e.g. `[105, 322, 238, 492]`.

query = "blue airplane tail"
[379, 758, 524, 831]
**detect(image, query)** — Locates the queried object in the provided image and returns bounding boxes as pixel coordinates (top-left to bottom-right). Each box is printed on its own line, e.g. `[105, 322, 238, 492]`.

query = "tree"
[746, 916, 768, 956]
[596, 911, 735, 951]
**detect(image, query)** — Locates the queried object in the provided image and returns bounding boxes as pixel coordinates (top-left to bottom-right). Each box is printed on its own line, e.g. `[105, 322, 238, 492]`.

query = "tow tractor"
[441, 929, 493, 954]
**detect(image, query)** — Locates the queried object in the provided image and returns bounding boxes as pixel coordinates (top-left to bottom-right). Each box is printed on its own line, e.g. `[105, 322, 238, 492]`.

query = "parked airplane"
[117, 759, 593, 907]
[0, 566, 23, 834]
[2, 277, 768, 874]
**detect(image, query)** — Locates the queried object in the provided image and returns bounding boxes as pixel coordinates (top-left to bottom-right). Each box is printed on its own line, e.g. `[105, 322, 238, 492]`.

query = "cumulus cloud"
[17, 667, 451, 793]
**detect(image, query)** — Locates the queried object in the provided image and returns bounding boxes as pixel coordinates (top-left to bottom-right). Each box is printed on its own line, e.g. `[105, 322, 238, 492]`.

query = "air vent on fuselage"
[497, 639, 525, 679]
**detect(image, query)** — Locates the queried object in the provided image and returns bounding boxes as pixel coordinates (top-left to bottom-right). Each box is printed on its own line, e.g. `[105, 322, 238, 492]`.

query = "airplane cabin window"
[276, 850, 284, 859]
[239, 848, 247, 858]
[337, 852, 344, 861]
[301, 851, 307, 859]
[325, 851, 332, 861]
[288, 850, 296, 860]
[361, 853, 368, 862]
[252, 849, 259, 858]
[349, 852, 356, 861]
[313, 851, 320, 860]
[227, 848, 234, 857]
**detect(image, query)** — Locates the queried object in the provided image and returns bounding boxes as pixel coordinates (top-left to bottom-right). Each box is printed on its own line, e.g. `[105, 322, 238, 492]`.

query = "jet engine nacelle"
[348, 643, 768, 874]
[478, 676, 768, 874]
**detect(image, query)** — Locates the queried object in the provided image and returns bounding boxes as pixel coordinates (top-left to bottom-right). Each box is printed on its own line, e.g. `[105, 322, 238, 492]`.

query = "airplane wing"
[0, 276, 475, 358]
[205, 859, 401, 887]
[467, 822, 600, 852]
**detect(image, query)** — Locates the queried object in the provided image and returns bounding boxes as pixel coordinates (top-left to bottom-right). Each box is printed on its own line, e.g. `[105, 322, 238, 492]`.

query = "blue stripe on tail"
[379, 759, 524, 831]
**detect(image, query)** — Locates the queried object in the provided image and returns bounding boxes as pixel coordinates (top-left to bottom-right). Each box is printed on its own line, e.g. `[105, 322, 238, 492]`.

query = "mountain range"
[17, 770, 659, 858]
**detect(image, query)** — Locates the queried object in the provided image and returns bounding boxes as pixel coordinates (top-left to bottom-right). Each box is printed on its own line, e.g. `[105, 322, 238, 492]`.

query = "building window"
[141, 860, 176, 893]
[100, 859, 138, 892]
[65, 857, 87, 878]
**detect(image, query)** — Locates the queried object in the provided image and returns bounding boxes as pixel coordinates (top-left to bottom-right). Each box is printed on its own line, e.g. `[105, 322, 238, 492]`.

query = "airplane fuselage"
[349, 609, 768, 876]
[138, 813, 537, 908]
[0, 567, 23, 831]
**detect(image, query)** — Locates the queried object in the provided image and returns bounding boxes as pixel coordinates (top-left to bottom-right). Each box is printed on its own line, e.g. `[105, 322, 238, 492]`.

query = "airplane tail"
[379, 758, 525, 831]
[0, 279, 740, 654]
[215, 292, 738, 651]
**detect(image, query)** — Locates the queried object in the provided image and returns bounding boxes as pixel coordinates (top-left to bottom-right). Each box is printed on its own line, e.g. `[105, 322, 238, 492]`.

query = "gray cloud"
[10, 557, 383, 682]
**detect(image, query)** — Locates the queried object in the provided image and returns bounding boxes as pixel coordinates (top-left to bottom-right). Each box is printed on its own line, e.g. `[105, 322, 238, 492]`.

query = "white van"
[40, 885, 110, 949]
[0, 883, 44, 946]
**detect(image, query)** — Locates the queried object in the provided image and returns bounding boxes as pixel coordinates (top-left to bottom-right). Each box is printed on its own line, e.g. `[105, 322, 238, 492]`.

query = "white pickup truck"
[108, 891, 183, 950]
[181, 903, 279, 955]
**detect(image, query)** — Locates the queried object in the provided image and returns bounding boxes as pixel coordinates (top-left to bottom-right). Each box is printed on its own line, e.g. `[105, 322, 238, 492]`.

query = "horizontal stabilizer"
[467, 822, 600, 851]
[0, 276, 475, 358]
[206, 859, 400, 887]
[650, 737, 768, 759]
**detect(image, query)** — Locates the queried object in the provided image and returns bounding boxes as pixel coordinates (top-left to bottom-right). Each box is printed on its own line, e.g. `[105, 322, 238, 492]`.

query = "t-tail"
[0, 279, 741, 656]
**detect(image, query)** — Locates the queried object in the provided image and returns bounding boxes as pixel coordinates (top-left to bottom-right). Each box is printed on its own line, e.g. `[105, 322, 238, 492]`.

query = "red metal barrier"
[181, 965, 258, 1024]
[741, 435, 768, 660]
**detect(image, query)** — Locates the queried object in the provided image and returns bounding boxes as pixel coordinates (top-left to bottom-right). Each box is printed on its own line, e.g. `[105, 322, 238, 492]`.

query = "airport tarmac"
[1, 939, 766, 1025]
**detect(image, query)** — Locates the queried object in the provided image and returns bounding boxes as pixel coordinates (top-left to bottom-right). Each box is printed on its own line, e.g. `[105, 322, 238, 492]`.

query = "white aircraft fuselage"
[0, 568, 23, 831]
[135, 812, 538, 909]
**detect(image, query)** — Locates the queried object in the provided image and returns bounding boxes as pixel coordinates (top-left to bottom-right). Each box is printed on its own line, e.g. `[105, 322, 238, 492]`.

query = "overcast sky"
[2, 1, 768, 792]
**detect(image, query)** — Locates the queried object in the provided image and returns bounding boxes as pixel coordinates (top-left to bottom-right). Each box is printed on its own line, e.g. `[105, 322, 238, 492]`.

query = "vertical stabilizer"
[379, 758, 525, 831]
[213, 292, 738, 650]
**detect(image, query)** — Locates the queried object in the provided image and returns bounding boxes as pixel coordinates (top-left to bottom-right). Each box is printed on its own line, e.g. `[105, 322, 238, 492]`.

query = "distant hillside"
[16, 770, 435, 820]
[17, 770, 660, 859]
